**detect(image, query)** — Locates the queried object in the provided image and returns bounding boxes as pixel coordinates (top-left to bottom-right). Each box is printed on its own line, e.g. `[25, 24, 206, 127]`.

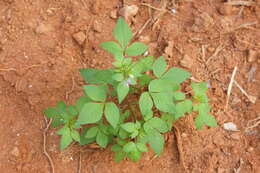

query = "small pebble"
[11, 147, 20, 157]
[247, 49, 258, 62]
[93, 20, 102, 33]
[72, 31, 86, 46]
[110, 9, 117, 19]
[223, 122, 238, 131]
[35, 23, 53, 34]
[219, 3, 233, 16]
[230, 133, 240, 140]
[246, 147, 254, 152]
[180, 54, 193, 69]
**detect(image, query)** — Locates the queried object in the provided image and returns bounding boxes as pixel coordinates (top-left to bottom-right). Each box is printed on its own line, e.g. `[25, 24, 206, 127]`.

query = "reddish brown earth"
[0, 0, 259, 173]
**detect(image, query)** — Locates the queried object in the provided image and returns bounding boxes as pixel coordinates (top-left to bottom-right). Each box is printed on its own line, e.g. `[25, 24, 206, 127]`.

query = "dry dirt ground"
[0, 0, 260, 173]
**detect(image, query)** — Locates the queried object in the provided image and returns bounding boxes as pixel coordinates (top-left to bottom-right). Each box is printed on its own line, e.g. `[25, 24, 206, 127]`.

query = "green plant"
[43, 18, 217, 162]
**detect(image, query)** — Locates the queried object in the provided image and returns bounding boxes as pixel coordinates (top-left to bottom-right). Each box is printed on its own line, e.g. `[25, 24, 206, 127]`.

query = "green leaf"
[149, 79, 173, 93]
[193, 103, 211, 114]
[152, 56, 167, 78]
[151, 92, 175, 113]
[147, 130, 164, 155]
[113, 17, 132, 48]
[43, 107, 59, 118]
[75, 96, 91, 112]
[111, 144, 122, 152]
[126, 42, 148, 56]
[60, 133, 73, 150]
[84, 85, 107, 102]
[123, 142, 136, 153]
[77, 102, 104, 124]
[161, 113, 174, 130]
[173, 92, 185, 101]
[130, 130, 139, 139]
[56, 126, 70, 135]
[139, 92, 153, 116]
[204, 114, 217, 127]
[100, 41, 123, 55]
[118, 128, 129, 139]
[119, 110, 130, 123]
[71, 130, 80, 142]
[139, 74, 153, 86]
[117, 138, 128, 146]
[80, 68, 115, 84]
[114, 151, 125, 162]
[195, 114, 204, 129]
[57, 101, 66, 110]
[85, 126, 99, 138]
[136, 143, 148, 152]
[105, 102, 120, 128]
[161, 67, 190, 84]
[112, 73, 124, 82]
[51, 117, 64, 127]
[96, 131, 108, 148]
[175, 100, 193, 120]
[131, 56, 154, 77]
[128, 150, 141, 162]
[117, 81, 129, 103]
[191, 82, 208, 94]
[121, 122, 136, 133]
[80, 127, 96, 145]
[145, 117, 169, 133]
[68, 105, 78, 116]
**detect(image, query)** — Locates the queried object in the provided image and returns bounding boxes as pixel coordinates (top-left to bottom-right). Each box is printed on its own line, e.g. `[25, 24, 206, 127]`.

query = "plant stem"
[126, 99, 137, 121]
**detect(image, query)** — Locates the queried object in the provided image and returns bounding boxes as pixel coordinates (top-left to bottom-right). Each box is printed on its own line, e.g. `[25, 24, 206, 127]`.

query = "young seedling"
[43, 18, 217, 162]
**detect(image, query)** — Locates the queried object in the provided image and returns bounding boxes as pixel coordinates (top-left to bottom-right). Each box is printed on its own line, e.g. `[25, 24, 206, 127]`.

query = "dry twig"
[173, 125, 187, 172]
[225, 66, 237, 110]
[234, 80, 257, 103]
[245, 116, 260, 132]
[206, 44, 225, 65]
[66, 76, 76, 100]
[0, 68, 16, 72]
[227, 1, 255, 6]
[77, 151, 82, 173]
[43, 117, 55, 173]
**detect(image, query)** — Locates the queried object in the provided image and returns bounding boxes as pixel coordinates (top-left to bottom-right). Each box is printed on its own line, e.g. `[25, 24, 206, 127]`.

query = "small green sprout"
[43, 17, 217, 162]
